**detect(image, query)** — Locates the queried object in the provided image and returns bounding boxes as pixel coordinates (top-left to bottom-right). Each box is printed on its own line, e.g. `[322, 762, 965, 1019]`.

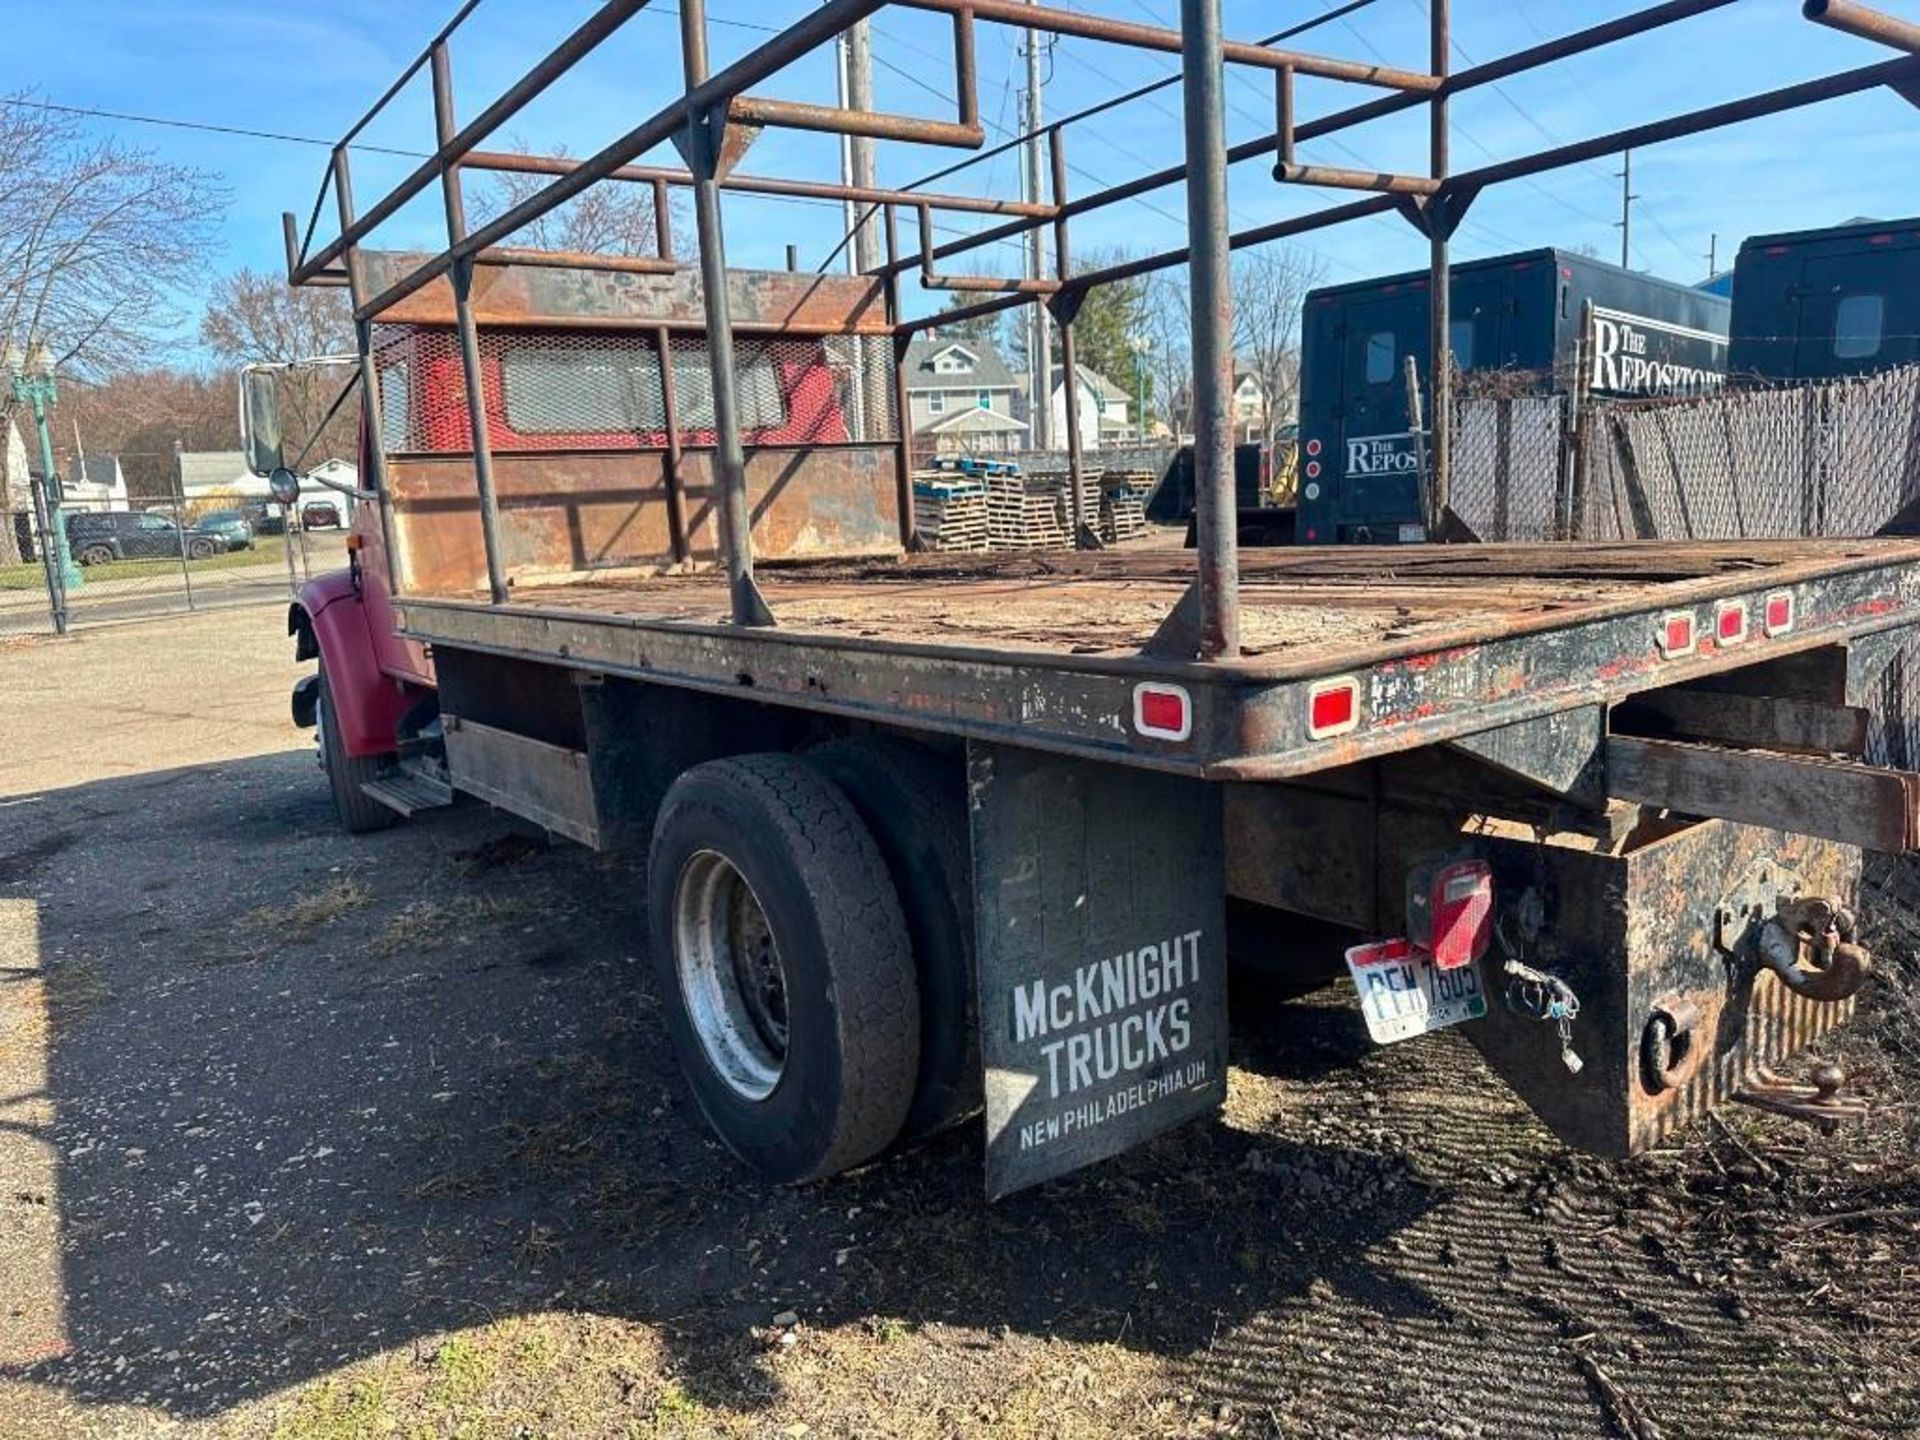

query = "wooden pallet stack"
[987, 468, 1072, 549]
[1098, 468, 1153, 543]
[911, 474, 990, 551]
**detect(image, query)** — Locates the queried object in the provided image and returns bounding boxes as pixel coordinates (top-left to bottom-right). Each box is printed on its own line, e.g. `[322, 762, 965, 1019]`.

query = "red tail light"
[1132, 683, 1192, 742]
[1306, 676, 1361, 739]
[1714, 599, 1748, 647]
[1658, 611, 1697, 659]
[1407, 857, 1494, 972]
[1763, 590, 1794, 636]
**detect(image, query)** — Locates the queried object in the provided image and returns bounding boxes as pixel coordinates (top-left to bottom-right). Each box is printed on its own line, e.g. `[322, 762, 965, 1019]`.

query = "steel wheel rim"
[673, 848, 789, 1101]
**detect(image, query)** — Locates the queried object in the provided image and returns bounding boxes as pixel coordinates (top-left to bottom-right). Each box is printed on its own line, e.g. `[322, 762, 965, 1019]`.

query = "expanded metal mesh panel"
[370, 323, 898, 455]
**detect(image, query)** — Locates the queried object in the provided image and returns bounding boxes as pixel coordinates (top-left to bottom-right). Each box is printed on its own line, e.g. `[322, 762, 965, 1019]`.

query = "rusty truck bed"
[395, 537, 1920, 780]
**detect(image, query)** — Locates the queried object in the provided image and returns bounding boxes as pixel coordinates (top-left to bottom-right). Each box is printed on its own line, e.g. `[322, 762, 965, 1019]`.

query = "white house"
[64, 455, 131, 512]
[1042, 363, 1134, 452]
[1232, 364, 1275, 443]
[178, 449, 265, 502]
[1, 418, 30, 563]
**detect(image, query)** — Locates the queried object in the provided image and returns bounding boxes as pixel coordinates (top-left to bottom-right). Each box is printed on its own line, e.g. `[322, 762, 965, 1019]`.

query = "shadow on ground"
[0, 751, 1451, 1426]
[4, 751, 1918, 1437]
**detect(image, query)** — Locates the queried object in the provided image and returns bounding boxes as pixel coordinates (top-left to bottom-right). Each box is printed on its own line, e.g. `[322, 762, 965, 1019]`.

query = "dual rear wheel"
[648, 741, 974, 1184]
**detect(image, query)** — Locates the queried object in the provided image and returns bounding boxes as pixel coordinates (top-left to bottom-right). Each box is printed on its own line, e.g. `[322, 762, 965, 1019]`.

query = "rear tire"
[805, 735, 979, 1140]
[648, 754, 919, 1183]
[317, 664, 399, 835]
[188, 538, 217, 559]
[79, 544, 113, 566]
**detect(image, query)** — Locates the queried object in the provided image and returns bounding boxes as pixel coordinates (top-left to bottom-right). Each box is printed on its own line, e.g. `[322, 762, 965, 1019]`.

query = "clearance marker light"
[1657, 611, 1696, 659]
[1715, 598, 1749, 647]
[1306, 676, 1362, 739]
[1132, 682, 1192, 742]
[1763, 590, 1794, 637]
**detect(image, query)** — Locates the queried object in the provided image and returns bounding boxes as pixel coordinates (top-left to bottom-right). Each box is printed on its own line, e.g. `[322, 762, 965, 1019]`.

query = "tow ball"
[1720, 893, 1873, 1131]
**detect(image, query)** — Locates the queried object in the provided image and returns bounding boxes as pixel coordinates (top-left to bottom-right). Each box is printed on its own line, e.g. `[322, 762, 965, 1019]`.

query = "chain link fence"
[1, 491, 337, 640]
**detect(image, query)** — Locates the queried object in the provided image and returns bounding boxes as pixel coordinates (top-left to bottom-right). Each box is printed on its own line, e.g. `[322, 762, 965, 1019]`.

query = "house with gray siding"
[902, 335, 1029, 457]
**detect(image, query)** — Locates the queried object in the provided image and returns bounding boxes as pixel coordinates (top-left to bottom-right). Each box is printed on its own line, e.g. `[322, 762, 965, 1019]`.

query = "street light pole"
[1130, 335, 1153, 441]
[7, 342, 82, 597]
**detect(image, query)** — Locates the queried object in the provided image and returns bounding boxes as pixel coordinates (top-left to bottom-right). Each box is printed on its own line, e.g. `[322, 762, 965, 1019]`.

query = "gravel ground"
[3, 607, 1920, 1439]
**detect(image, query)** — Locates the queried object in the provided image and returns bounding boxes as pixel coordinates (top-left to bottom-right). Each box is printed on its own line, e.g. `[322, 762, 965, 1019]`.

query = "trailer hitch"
[1754, 895, 1872, 1004]
[1735, 1061, 1869, 1133]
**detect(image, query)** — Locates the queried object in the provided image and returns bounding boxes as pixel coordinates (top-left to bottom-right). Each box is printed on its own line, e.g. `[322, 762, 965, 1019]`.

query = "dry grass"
[249, 876, 370, 936]
[370, 892, 517, 958]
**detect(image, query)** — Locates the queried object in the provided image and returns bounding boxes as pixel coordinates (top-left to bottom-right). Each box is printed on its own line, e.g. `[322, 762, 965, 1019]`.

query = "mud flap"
[968, 742, 1228, 1199]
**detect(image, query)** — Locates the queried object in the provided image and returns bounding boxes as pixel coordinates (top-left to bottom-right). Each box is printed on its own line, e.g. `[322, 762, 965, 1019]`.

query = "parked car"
[195, 509, 255, 551]
[301, 500, 343, 529]
[66, 511, 223, 564]
[242, 499, 287, 536]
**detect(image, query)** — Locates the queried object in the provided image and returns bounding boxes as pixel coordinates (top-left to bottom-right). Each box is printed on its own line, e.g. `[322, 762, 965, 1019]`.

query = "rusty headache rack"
[281, 0, 1920, 659]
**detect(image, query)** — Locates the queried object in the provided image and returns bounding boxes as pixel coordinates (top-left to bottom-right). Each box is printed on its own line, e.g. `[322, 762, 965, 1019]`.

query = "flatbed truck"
[247, 0, 1920, 1197]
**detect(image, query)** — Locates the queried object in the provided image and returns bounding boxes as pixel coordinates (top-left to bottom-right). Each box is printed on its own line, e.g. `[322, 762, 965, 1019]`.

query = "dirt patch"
[2, 611, 1919, 1438]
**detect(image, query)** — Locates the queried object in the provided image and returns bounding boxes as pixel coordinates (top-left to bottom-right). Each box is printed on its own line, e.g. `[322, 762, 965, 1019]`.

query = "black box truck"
[1296, 248, 1731, 544]
[1728, 215, 1920, 381]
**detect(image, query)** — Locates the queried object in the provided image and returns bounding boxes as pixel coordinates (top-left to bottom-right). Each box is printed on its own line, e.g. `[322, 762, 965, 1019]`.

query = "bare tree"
[0, 94, 224, 556]
[1229, 246, 1325, 456]
[201, 269, 357, 471]
[1144, 267, 1195, 439]
[472, 140, 667, 257]
[60, 369, 240, 497]
[1141, 246, 1323, 451]
[0, 96, 224, 381]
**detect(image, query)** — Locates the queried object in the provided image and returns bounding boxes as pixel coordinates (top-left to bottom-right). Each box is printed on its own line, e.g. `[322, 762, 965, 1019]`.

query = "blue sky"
[5, 0, 1918, 346]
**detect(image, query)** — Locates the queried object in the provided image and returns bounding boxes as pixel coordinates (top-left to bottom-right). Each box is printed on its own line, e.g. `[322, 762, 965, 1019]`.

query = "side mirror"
[240, 367, 284, 478]
[268, 466, 301, 506]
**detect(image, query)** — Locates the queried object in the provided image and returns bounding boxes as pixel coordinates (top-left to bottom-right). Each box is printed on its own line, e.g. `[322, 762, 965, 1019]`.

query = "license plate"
[1345, 937, 1487, 1044]
[1397, 523, 1428, 543]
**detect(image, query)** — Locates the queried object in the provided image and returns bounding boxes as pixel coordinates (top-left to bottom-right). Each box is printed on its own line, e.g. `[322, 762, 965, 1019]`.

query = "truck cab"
[1728, 215, 1920, 381]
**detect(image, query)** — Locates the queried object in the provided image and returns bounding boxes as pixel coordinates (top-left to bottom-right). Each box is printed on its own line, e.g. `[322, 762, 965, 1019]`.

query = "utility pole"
[1023, 5, 1052, 451]
[1614, 148, 1637, 271]
[838, 23, 882, 439]
[835, 34, 858, 278]
[1706, 232, 1718, 279]
[844, 22, 881, 275]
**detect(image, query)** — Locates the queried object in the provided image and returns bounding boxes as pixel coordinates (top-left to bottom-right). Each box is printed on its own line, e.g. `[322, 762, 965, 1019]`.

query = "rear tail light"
[1306, 676, 1361, 739]
[1657, 611, 1696, 659]
[1763, 589, 1793, 636]
[1132, 682, 1192, 742]
[1406, 857, 1494, 971]
[1714, 599, 1748, 647]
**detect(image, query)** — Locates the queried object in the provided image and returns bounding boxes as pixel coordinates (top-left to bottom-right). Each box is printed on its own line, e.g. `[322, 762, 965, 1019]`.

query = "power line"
[3, 95, 421, 156]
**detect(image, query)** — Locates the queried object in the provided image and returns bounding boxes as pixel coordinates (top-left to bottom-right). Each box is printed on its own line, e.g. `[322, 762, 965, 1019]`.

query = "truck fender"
[288, 572, 415, 761]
